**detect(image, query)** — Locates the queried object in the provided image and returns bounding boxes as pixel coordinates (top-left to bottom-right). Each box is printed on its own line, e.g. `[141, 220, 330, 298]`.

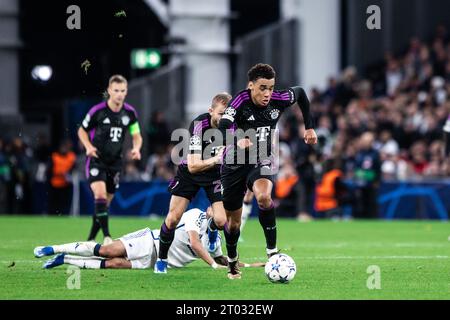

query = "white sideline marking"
[301, 255, 449, 260]
[0, 260, 41, 264]
[241, 255, 449, 261]
[244, 242, 449, 248]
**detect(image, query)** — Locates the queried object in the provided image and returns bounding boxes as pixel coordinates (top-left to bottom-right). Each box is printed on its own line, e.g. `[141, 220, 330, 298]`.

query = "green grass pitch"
[0, 216, 449, 300]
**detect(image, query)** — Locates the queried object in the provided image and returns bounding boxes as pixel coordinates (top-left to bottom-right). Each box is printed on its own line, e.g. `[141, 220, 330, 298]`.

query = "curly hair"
[247, 63, 276, 82]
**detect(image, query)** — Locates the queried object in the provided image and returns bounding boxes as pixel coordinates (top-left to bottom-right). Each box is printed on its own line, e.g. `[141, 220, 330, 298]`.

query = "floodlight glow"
[31, 65, 53, 82]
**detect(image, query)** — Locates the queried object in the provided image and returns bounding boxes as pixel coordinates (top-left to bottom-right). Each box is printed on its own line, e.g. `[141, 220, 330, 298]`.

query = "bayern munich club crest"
[270, 109, 280, 120]
[121, 115, 130, 126]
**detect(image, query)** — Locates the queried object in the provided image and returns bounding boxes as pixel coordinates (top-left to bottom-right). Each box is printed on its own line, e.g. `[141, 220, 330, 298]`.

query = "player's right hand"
[237, 138, 253, 149]
[86, 146, 99, 158]
[304, 129, 318, 145]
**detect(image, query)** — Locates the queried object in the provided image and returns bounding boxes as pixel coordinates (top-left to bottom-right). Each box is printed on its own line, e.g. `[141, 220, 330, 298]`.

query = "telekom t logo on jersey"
[110, 127, 122, 142]
[256, 126, 271, 142]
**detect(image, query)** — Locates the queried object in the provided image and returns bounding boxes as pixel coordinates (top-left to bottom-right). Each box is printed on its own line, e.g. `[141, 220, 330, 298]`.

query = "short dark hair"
[108, 74, 128, 86]
[247, 63, 276, 82]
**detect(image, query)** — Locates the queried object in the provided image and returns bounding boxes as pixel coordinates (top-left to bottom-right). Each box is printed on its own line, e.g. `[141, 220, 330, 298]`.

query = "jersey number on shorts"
[213, 180, 222, 193]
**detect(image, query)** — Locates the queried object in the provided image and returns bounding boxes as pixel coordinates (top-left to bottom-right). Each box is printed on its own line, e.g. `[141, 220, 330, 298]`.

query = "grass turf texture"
[0, 216, 449, 300]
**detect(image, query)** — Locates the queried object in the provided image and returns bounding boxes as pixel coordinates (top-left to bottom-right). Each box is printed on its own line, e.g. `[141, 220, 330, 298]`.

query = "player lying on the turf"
[33, 207, 264, 270]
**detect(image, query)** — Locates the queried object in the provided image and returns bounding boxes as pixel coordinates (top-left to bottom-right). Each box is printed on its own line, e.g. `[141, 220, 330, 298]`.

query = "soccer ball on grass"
[264, 253, 297, 283]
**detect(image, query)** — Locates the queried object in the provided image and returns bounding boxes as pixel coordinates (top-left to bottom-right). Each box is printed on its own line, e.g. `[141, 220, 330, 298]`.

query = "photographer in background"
[353, 132, 381, 218]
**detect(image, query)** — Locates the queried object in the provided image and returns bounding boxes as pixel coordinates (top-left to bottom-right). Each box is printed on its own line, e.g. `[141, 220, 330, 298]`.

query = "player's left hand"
[304, 129, 318, 145]
[131, 148, 141, 160]
[237, 138, 253, 149]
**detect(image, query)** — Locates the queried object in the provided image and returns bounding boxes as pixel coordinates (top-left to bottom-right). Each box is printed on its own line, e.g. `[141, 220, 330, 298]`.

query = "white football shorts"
[118, 227, 157, 269]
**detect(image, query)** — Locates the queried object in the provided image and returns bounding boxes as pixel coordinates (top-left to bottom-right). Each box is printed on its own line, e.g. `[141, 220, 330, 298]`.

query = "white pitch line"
[0, 260, 41, 264]
[240, 255, 449, 261]
[242, 242, 449, 248]
[300, 256, 449, 260]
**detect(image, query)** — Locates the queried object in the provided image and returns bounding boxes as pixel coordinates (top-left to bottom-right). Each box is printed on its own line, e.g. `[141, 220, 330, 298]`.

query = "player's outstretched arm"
[290, 87, 318, 145]
[214, 255, 264, 268]
[215, 255, 265, 268]
[240, 261, 266, 268]
[187, 230, 223, 269]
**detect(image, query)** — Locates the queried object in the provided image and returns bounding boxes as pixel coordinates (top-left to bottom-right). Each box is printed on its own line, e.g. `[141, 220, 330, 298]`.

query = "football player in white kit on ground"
[33, 207, 264, 270]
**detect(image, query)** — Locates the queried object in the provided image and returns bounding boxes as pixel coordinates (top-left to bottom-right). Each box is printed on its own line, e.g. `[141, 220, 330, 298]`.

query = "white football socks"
[64, 255, 103, 269]
[240, 202, 253, 232]
[52, 242, 98, 256]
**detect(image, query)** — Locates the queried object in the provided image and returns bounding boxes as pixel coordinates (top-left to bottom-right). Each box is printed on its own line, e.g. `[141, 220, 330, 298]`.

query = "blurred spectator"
[408, 140, 430, 175]
[353, 132, 381, 218]
[386, 58, 403, 97]
[291, 127, 316, 222]
[343, 141, 358, 180]
[314, 158, 351, 220]
[34, 133, 51, 183]
[322, 77, 338, 105]
[380, 148, 409, 181]
[146, 111, 171, 156]
[274, 143, 298, 217]
[0, 138, 11, 213]
[47, 140, 76, 215]
[423, 140, 445, 177]
[6, 137, 33, 214]
[145, 145, 175, 181]
[315, 115, 333, 157]
[334, 66, 357, 108]
[376, 130, 399, 156]
[123, 149, 144, 181]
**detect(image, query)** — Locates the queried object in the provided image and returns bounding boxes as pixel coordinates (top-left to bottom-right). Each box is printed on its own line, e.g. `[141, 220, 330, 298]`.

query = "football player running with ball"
[218, 63, 317, 279]
[154, 93, 232, 274]
[78, 75, 142, 245]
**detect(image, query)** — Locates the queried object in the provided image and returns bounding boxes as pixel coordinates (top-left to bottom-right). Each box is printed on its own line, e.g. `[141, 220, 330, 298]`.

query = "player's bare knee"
[230, 222, 241, 232]
[94, 193, 107, 201]
[215, 216, 227, 229]
[105, 259, 120, 268]
[256, 193, 272, 209]
[98, 245, 108, 257]
[166, 212, 181, 229]
[228, 216, 241, 231]
[243, 191, 253, 203]
[105, 259, 128, 269]
[99, 245, 113, 258]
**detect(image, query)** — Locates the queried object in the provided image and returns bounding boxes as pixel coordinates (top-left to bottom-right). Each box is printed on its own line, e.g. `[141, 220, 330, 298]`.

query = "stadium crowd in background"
[0, 136, 34, 214]
[274, 26, 450, 219]
[0, 27, 449, 219]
